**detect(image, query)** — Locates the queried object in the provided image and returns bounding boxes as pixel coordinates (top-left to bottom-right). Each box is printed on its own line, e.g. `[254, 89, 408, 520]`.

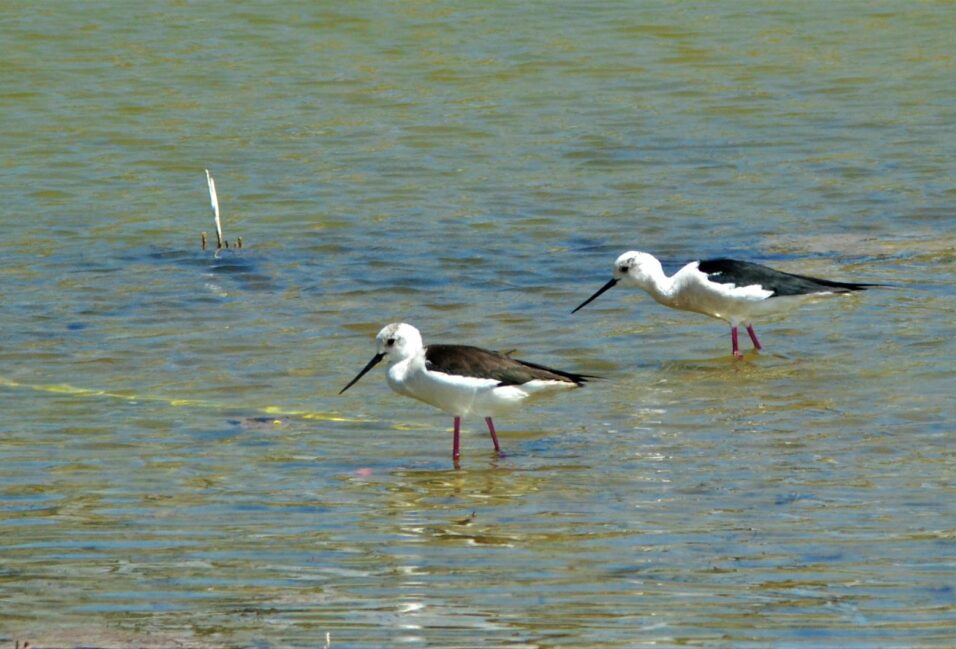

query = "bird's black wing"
[425, 344, 592, 387]
[697, 258, 876, 297]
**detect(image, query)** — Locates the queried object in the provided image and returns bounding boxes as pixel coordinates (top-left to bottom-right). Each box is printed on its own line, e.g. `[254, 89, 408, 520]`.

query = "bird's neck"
[387, 353, 425, 392]
[636, 266, 677, 305]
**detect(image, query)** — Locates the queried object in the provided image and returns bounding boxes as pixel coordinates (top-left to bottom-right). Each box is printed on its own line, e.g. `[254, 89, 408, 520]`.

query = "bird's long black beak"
[571, 278, 618, 313]
[339, 352, 385, 394]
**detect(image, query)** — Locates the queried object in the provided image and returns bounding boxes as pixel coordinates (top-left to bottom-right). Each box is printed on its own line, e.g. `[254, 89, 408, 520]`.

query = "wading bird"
[573, 251, 878, 357]
[340, 323, 593, 467]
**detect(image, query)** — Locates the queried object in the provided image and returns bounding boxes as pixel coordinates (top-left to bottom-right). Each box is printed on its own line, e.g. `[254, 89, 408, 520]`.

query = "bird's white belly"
[388, 364, 516, 417]
[386, 362, 575, 418]
[667, 280, 773, 324]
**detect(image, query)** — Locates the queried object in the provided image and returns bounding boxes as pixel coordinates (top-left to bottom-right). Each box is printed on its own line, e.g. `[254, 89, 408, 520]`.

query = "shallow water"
[2, 2, 955, 647]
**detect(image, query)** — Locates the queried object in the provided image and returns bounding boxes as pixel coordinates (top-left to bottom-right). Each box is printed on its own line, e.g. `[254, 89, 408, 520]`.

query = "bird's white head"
[340, 322, 425, 394]
[613, 251, 664, 288]
[375, 322, 424, 363]
[571, 250, 670, 313]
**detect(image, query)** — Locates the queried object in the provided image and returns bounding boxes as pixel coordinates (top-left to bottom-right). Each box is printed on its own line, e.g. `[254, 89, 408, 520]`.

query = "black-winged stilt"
[339, 323, 593, 467]
[572, 251, 880, 357]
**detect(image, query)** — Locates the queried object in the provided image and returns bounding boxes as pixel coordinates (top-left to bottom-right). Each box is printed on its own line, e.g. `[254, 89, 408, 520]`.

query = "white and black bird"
[572, 251, 880, 357]
[339, 323, 593, 467]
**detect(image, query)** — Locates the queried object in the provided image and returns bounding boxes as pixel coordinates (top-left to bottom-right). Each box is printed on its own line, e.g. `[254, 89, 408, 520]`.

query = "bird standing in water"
[340, 322, 593, 467]
[573, 251, 879, 357]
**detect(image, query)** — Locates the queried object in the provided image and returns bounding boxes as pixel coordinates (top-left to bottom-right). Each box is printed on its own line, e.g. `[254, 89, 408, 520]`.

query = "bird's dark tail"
[513, 358, 601, 387]
[789, 274, 887, 292]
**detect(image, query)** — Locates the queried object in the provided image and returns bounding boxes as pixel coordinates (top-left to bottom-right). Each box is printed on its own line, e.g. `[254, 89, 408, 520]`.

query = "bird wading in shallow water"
[339, 323, 594, 467]
[572, 251, 881, 357]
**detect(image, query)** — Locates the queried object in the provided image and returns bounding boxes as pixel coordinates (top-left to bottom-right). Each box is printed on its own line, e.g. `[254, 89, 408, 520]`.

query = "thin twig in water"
[205, 168, 224, 249]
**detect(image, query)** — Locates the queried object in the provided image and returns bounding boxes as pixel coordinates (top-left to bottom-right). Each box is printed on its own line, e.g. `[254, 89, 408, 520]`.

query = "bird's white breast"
[669, 266, 774, 323]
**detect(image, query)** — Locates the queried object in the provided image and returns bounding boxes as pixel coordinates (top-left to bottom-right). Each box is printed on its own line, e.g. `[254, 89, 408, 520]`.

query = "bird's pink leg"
[452, 416, 461, 468]
[731, 326, 742, 358]
[485, 417, 501, 453]
[746, 324, 762, 351]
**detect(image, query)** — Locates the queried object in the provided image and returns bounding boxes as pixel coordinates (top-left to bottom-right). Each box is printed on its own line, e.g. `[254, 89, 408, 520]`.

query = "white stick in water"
[205, 168, 224, 249]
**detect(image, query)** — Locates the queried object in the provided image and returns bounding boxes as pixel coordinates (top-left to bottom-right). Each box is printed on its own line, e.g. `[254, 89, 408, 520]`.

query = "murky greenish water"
[2, 2, 955, 647]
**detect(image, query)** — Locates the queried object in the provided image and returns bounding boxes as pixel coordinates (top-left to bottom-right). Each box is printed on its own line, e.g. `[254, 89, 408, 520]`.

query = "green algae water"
[2, 2, 954, 647]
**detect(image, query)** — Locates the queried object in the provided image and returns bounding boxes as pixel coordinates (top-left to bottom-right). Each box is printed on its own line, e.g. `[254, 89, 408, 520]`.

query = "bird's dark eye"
[386, 338, 396, 346]
[619, 266, 629, 273]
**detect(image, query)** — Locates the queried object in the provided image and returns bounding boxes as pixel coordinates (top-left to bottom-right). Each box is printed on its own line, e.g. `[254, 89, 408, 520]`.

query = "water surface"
[2, 2, 954, 647]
